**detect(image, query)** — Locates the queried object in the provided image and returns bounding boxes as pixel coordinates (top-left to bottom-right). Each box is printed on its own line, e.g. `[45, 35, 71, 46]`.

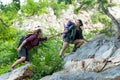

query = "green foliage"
[0, 1, 3, 9]
[0, 28, 23, 74]
[49, 2, 67, 17]
[0, 27, 63, 79]
[0, 2, 18, 26]
[80, 0, 108, 10]
[29, 28, 63, 79]
[21, 0, 48, 16]
[74, 0, 97, 14]
[101, 0, 109, 8]
[29, 37, 63, 79]
[91, 12, 112, 27]
[0, 27, 17, 40]
[99, 27, 115, 37]
[0, 62, 14, 74]
[57, 0, 74, 4]
[80, 0, 97, 10]
[84, 28, 99, 39]
[84, 26, 115, 39]
[21, 0, 67, 17]
[74, 6, 81, 14]
[13, 0, 20, 10]
[0, 0, 67, 78]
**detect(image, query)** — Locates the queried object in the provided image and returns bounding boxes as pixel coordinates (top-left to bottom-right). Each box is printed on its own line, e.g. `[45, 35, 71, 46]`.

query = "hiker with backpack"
[59, 19, 88, 57]
[8, 29, 60, 72]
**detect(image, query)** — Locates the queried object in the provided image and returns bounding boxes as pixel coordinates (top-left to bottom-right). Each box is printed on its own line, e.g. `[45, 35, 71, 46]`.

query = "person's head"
[75, 19, 83, 28]
[33, 29, 42, 38]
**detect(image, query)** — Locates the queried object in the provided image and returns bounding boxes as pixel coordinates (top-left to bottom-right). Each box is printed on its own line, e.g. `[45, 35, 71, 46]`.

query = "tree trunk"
[98, 0, 120, 38]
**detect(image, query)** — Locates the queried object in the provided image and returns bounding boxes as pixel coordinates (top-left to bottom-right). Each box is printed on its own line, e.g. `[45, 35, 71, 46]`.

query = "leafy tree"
[12, 0, 20, 10]
[98, 0, 120, 38]
[21, 0, 48, 16]
[0, 1, 2, 9]
[80, 0, 97, 10]
[0, 0, 22, 27]
[75, 0, 119, 38]
[58, 0, 73, 4]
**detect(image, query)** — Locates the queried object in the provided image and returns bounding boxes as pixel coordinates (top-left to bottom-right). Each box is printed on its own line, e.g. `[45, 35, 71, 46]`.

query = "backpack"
[18, 34, 33, 47]
[62, 20, 74, 38]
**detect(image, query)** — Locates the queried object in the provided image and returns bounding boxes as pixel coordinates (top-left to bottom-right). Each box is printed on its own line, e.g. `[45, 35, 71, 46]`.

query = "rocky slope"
[1, 34, 120, 80]
[40, 34, 120, 80]
[0, 64, 32, 80]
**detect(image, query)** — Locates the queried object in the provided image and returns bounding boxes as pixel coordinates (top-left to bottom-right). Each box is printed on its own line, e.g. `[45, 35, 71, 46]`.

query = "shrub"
[49, 2, 67, 17]
[91, 12, 112, 27]
[21, 0, 48, 16]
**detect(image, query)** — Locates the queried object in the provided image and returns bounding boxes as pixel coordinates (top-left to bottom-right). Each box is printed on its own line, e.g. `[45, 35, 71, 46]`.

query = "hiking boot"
[8, 67, 14, 72]
[72, 46, 77, 52]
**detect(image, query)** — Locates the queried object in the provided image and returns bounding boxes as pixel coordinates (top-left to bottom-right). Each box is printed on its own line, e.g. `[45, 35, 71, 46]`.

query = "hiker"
[59, 19, 88, 57]
[9, 28, 60, 72]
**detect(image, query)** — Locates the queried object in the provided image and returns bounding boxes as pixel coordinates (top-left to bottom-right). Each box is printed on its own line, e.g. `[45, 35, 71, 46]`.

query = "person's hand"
[17, 47, 22, 52]
[56, 33, 62, 36]
[83, 39, 88, 42]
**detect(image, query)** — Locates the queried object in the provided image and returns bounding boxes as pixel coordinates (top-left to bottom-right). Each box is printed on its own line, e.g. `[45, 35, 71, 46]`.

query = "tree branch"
[98, 0, 120, 38]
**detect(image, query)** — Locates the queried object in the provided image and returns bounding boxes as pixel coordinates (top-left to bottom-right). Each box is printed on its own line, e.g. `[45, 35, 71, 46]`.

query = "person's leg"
[9, 57, 26, 71]
[25, 50, 30, 64]
[72, 44, 77, 52]
[59, 42, 69, 57]
[72, 39, 85, 52]
[74, 39, 85, 47]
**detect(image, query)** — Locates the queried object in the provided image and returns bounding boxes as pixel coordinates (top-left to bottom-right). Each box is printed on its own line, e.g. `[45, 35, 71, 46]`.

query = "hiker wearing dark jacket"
[59, 19, 88, 57]
[9, 29, 60, 72]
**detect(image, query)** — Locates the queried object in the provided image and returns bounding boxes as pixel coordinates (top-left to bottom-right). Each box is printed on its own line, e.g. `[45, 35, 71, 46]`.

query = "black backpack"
[18, 34, 33, 47]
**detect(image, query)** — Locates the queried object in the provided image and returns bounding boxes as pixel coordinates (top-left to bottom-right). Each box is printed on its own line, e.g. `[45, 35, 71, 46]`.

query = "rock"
[40, 66, 120, 80]
[40, 35, 120, 80]
[11, 5, 103, 32]
[0, 64, 32, 80]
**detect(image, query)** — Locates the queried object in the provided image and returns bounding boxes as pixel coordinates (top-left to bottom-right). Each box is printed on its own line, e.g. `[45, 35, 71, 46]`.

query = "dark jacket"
[65, 23, 84, 43]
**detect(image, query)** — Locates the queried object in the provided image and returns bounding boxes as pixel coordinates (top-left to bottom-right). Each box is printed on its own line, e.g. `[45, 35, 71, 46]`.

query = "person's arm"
[59, 25, 74, 35]
[79, 29, 89, 42]
[18, 35, 36, 52]
[47, 36, 54, 40]
[62, 21, 74, 34]
[61, 30, 68, 34]
[47, 33, 62, 40]
[17, 40, 27, 52]
[83, 39, 89, 42]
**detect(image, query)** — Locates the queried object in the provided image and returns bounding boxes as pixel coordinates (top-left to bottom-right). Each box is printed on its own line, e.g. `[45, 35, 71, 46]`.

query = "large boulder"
[40, 35, 120, 80]
[0, 64, 32, 80]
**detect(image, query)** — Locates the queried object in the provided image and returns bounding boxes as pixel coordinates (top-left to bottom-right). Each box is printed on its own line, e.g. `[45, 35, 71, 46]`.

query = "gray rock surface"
[41, 66, 120, 80]
[0, 64, 32, 80]
[40, 35, 120, 80]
